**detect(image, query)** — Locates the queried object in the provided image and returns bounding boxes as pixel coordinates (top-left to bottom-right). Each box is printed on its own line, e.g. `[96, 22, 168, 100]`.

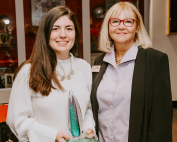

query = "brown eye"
[67, 28, 73, 31]
[52, 27, 59, 31]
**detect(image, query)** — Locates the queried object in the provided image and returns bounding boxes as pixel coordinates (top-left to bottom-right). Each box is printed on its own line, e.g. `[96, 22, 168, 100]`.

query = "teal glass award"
[69, 93, 80, 137]
[66, 91, 98, 142]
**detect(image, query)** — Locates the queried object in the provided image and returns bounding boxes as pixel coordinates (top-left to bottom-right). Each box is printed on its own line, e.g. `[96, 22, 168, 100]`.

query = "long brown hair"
[13, 6, 80, 96]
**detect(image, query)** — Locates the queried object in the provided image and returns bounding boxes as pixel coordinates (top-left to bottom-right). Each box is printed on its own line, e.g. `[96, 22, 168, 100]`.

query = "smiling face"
[109, 10, 139, 47]
[49, 15, 75, 59]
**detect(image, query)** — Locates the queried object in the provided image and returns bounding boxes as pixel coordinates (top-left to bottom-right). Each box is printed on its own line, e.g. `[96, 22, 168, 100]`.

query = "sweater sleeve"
[83, 64, 95, 133]
[6, 64, 58, 142]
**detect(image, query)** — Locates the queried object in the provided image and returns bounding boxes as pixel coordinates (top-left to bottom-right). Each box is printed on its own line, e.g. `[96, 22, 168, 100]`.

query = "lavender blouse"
[97, 44, 138, 142]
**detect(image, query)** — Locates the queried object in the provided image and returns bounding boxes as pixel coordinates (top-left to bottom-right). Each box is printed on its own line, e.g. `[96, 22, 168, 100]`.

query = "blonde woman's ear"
[136, 23, 140, 33]
[134, 32, 139, 41]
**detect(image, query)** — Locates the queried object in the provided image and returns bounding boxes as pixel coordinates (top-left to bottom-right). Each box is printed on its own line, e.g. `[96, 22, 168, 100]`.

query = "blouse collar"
[103, 43, 138, 68]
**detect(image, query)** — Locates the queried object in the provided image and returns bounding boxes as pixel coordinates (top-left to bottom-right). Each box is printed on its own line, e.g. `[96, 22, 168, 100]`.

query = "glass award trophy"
[66, 91, 98, 142]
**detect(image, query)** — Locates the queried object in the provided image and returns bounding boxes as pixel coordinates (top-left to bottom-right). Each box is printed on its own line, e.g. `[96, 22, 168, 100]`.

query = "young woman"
[91, 2, 172, 142]
[7, 6, 95, 142]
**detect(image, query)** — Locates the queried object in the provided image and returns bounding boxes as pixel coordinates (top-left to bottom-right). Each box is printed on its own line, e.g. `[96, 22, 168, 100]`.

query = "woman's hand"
[85, 128, 98, 139]
[55, 131, 70, 142]
[86, 128, 94, 135]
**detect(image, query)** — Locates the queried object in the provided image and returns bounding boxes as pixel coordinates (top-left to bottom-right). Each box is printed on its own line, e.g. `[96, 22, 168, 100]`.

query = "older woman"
[91, 2, 172, 142]
[7, 6, 95, 142]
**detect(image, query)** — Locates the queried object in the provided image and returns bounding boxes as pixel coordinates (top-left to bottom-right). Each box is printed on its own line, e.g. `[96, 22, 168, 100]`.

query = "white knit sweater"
[6, 54, 95, 142]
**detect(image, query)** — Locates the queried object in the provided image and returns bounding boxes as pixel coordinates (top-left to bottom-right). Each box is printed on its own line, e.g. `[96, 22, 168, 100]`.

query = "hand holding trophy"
[55, 131, 70, 142]
[65, 91, 98, 142]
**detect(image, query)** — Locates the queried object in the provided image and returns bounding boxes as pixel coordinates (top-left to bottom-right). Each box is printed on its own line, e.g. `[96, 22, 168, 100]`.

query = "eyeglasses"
[109, 18, 136, 27]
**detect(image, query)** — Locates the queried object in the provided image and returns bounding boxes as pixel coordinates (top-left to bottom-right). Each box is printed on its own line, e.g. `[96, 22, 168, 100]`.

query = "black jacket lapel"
[128, 47, 145, 142]
[92, 61, 108, 103]
[91, 54, 108, 136]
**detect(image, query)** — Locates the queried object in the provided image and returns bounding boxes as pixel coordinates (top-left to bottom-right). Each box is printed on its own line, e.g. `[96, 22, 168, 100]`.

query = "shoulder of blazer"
[136, 46, 169, 65]
[145, 47, 168, 59]
[93, 53, 106, 65]
[92, 53, 108, 85]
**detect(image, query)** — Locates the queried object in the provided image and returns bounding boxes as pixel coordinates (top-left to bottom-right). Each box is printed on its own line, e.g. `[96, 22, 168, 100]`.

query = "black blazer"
[91, 47, 173, 142]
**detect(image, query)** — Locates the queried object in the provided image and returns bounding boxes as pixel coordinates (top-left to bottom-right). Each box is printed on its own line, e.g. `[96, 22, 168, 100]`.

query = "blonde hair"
[99, 2, 152, 52]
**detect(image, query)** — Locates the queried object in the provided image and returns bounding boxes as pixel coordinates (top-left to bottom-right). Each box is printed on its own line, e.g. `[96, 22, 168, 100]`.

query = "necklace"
[55, 56, 74, 81]
[115, 52, 121, 64]
[115, 57, 121, 64]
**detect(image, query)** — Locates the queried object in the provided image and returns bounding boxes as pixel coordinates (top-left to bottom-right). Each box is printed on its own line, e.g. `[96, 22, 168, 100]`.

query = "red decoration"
[0, 104, 8, 123]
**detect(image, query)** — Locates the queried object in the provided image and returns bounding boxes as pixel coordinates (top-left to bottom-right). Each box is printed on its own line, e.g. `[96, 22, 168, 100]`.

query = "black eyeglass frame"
[109, 18, 137, 27]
